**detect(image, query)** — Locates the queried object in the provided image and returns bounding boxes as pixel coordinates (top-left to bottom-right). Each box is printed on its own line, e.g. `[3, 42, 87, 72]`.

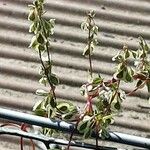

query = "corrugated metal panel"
[0, 0, 150, 149]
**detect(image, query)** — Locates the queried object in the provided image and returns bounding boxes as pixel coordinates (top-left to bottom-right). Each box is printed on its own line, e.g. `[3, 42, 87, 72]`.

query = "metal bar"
[0, 127, 117, 150]
[0, 108, 150, 148]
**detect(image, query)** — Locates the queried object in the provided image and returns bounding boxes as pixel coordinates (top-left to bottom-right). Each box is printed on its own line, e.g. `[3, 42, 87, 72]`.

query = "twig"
[88, 17, 93, 78]
[127, 81, 146, 96]
[38, 49, 56, 100]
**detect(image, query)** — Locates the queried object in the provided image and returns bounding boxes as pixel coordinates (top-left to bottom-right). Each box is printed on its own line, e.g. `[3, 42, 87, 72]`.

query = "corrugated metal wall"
[0, 0, 150, 149]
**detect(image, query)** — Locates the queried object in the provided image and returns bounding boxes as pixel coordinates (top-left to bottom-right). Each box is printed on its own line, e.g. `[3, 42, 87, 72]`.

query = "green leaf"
[136, 80, 143, 88]
[125, 68, 133, 82]
[96, 100, 103, 112]
[132, 51, 137, 58]
[144, 42, 149, 52]
[50, 74, 59, 85]
[39, 77, 47, 86]
[33, 1, 38, 7]
[28, 4, 35, 9]
[47, 107, 53, 118]
[118, 90, 126, 101]
[125, 71, 132, 82]
[34, 22, 41, 34]
[42, 19, 55, 36]
[83, 128, 92, 139]
[116, 70, 124, 79]
[44, 95, 51, 106]
[83, 46, 90, 56]
[77, 120, 88, 133]
[49, 19, 55, 28]
[37, 33, 45, 44]
[62, 112, 73, 120]
[139, 36, 149, 52]
[36, 89, 49, 96]
[125, 50, 130, 59]
[100, 128, 109, 139]
[29, 23, 36, 33]
[92, 26, 98, 35]
[92, 77, 103, 85]
[28, 10, 36, 21]
[37, 44, 46, 52]
[112, 52, 123, 62]
[57, 103, 70, 113]
[49, 28, 54, 35]
[38, 0, 44, 3]
[38, 66, 45, 76]
[89, 10, 95, 18]
[81, 22, 88, 31]
[92, 38, 98, 46]
[114, 101, 121, 110]
[105, 118, 112, 125]
[34, 109, 46, 117]
[33, 100, 43, 111]
[29, 36, 38, 49]
[103, 99, 109, 107]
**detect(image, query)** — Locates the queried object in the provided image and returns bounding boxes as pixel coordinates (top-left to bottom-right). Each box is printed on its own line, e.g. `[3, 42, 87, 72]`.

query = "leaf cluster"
[79, 76, 123, 139]
[81, 10, 98, 57]
[113, 37, 150, 93]
[28, 1, 150, 149]
[112, 45, 134, 82]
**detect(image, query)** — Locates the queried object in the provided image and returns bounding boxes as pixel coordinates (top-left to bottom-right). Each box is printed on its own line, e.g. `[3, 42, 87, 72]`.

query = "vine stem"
[67, 96, 93, 149]
[110, 80, 120, 105]
[88, 17, 93, 78]
[38, 49, 56, 100]
[36, 5, 57, 100]
[20, 123, 35, 150]
[67, 114, 85, 150]
[20, 137, 24, 150]
[127, 80, 146, 96]
[104, 80, 120, 115]
[67, 15, 94, 150]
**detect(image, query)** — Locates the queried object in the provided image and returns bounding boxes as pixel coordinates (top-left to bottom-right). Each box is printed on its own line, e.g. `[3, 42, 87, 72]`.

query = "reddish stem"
[0, 123, 20, 128]
[30, 139, 35, 150]
[67, 113, 86, 150]
[85, 96, 93, 115]
[20, 137, 24, 150]
[20, 123, 26, 150]
[20, 123, 35, 150]
[127, 80, 146, 96]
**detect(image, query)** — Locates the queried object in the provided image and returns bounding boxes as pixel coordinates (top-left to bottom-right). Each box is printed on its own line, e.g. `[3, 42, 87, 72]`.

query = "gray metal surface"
[0, 0, 150, 149]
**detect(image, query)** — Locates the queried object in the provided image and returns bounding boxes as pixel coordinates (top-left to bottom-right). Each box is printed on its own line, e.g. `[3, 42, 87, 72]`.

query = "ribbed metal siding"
[0, 0, 150, 149]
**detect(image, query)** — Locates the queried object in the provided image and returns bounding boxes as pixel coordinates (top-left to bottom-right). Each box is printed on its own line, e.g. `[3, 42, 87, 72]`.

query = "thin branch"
[67, 114, 85, 150]
[88, 17, 93, 78]
[127, 80, 146, 96]
[36, 5, 57, 101]
[20, 137, 24, 150]
[38, 49, 56, 100]
[110, 80, 120, 105]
